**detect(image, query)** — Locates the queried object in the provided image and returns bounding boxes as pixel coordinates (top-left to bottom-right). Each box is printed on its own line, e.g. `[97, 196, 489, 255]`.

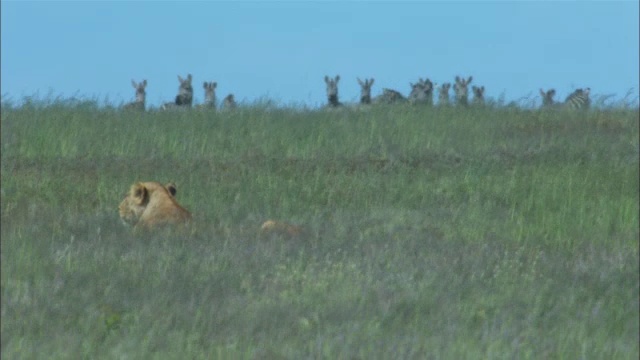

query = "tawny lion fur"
[260, 220, 304, 237]
[119, 181, 192, 230]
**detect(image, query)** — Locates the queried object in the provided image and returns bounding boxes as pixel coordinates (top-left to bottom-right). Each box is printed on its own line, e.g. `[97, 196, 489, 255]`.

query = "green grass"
[2, 99, 638, 359]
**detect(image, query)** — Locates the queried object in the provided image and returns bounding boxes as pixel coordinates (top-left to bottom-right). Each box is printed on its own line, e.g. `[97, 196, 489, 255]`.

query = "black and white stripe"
[539, 88, 556, 108]
[471, 85, 485, 106]
[357, 78, 375, 105]
[408, 78, 435, 105]
[438, 83, 451, 106]
[564, 88, 591, 110]
[222, 94, 237, 110]
[199, 81, 217, 110]
[539, 87, 590, 110]
[162, 74, 194, 110]
[453, 76, 473, 106]
[373, 88, 406, 104]
[324, 75, 342, 107]
[123, 79, 147, 111]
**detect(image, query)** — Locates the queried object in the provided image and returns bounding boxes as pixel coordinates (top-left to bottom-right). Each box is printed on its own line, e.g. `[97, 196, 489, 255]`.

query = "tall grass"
[2, 98, 638, 358]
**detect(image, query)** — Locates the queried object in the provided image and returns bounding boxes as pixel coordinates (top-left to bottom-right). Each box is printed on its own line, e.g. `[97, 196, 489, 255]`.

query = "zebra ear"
[142, 80, 147, 87]
[213, 82, 217, 88]
[203, 82, 208, 88]
[357, 78, 364, 86]
[335, 75, 340, 83]
[131, 80, 137, 88]
[467, 76, 473, 84]
[324, 76, 330, 84]
[369, 79, 374, 86]
[539, 89, 545, 96]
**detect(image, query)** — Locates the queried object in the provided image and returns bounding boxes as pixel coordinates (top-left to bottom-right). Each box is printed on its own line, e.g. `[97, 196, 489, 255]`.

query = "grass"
[1, 98, 638, 358]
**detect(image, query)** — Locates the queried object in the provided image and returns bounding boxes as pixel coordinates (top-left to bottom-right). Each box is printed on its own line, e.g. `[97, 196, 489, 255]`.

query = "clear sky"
[2, 1, 638, 108]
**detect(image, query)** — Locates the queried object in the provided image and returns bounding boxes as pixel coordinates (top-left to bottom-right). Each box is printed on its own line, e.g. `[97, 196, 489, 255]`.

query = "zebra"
[324, 75, 342, 107]
[472, 85, 485, 106]
[409, 78, 435, 105]
[373, 88, 406, 104]
[564, 88, 591, 110]
[222, 94, 237, 110]
[438, 83, 451, 106]
[123, 79, 147, 111]
[357, 78, 375, 105]
[539, 88, 557, 108]
[453, 76, 473, 106]
[162, 73, 193, 110]
[198, 81, 217, 109]
[539, 87, 590, 110]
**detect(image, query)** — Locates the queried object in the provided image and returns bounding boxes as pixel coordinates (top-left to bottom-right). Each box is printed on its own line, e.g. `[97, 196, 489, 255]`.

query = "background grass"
[1, 98, 638, 359]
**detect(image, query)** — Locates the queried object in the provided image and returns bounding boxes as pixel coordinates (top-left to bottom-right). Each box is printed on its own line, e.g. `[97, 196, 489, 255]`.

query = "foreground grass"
[1, 101, 638, 358]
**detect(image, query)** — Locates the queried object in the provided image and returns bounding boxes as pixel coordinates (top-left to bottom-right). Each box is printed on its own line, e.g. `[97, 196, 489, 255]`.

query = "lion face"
[118, 181, 191, 230]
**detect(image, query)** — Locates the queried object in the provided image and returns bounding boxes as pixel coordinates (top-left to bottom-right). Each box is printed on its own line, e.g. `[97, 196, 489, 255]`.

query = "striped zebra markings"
[324, 75, 342, 107]
[198, 81, 217, 110]
[223, 94, 237, 110]
[564, 88, 591, 110]
[438, 83, 451, 106]
[162, 73, 194, 110]
[454, 76, 473, 106]
[357, 78, 375, 105]
[409, 78, 435, 105]
[123, 79, 147, 111]
[472, 85, 485, 106]
[539, 87, 590, 110]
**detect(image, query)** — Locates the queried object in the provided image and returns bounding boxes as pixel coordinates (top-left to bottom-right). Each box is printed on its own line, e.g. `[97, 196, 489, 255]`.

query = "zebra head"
[131, 79, 147, 103]
[439, 83, 451, 105]
[123, 79, 147, 111]
[223, 94, 237, 110]
[424, 78, 435, 105]
[454, 76, 473, 106]
[324, 75, 341, 107]
[357, 78, 375, 104]
[202, 81, 217, 108]
[472, 85, 485, 105]
[539, 88, 557, 107]
[175, 73, 194, 107]
[409, 78, 434, 105]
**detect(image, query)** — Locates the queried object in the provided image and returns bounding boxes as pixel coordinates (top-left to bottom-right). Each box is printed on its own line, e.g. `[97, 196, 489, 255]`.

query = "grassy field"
[1, 98, 638, 359]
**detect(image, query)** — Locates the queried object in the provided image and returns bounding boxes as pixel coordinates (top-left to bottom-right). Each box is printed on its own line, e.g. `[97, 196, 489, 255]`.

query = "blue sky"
[2, 1, 638, 108]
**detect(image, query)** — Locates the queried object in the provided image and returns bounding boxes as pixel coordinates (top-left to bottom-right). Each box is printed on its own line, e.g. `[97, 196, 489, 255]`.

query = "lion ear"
[132, 183, 148, 205]
[165, 182, 177, 197]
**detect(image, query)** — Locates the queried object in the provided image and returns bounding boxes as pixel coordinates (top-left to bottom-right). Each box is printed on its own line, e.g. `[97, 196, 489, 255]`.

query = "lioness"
[119, 181, 192, 230]
[260, 220, 304, 237]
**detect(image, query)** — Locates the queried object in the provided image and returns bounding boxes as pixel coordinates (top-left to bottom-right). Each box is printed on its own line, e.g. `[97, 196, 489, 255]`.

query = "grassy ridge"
[1, 101, 638, 358]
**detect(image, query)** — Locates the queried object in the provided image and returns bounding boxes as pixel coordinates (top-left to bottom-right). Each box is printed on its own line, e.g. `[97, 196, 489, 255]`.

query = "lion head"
[118, 181, 191, 230]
